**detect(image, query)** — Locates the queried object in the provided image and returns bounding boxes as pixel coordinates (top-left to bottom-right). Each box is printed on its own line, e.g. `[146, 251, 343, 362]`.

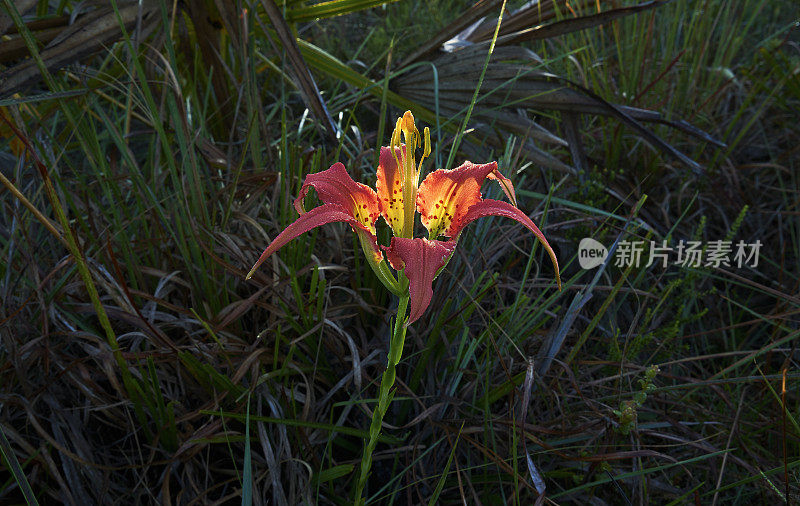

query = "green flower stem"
[354, 294, 409, 505]
[358, 233, 402, 295]
[373, 260, 403, 295]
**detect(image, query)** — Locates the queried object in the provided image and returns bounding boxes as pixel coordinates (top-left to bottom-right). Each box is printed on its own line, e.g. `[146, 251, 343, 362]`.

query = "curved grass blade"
[241, 394, 252, 506]
[0, 423, 39, 506]
[427, 423, 463, 506]
[286, 0, 402, 23]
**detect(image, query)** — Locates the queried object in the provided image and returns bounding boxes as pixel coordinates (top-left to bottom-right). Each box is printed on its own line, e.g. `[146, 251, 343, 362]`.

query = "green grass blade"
[0, 424, 39, 506]
[241, 394, 253, 506]
[427, 423, 462, 506]
[286, 0, 402, 23]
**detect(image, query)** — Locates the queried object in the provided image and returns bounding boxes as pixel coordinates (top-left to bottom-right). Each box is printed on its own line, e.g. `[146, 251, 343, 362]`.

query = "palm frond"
[395, 0, 723, 173]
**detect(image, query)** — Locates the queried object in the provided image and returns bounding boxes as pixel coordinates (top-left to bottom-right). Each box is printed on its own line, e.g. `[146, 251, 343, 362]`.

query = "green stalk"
[358, 233, 402, 295]
[401, 135, 417, 239]
[354, 295, 409, 505]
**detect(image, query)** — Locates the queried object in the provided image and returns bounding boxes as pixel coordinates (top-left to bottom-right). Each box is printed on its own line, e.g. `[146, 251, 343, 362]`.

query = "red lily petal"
[456, 199, 561, 288]
[417, 160, 511, 238]
[294, 162, 380, 234]
[487, 169, 516, 206]
[375, 145, 407, 236]
[384, 237, 456, 324]
[247, 203, 379, 279]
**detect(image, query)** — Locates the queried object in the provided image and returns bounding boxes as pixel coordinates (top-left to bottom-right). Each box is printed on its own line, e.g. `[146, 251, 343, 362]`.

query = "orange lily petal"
[295, 162, 380, 234]
[375, 145, 407, 237]
[246, 203, 380, 279]
[417, 161, 512, 238]
[458, 199, 561, 288]
[384, 237, 456, 324]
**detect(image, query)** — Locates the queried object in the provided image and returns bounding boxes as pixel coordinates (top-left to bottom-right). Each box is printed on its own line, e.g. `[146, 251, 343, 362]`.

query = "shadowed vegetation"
[1, 0, 798, 504]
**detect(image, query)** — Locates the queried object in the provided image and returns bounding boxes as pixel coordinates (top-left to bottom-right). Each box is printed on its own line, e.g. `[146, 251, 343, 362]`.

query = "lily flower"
[247, 111, 560, 324]
[245, 162, 401, 293]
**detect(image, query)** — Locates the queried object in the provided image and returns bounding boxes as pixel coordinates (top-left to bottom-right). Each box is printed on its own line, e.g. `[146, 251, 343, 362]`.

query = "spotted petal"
[295, 162, 381, 234]
[246, 203, 379, 279]
[384, 237, 456, 324]
[416, 161, 511, 238]
[375, 145, 408, 237]
[457, 199, 561, 288]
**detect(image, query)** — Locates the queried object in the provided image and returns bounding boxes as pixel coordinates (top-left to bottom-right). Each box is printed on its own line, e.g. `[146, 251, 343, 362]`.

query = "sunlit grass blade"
[286, 0, 402, 23]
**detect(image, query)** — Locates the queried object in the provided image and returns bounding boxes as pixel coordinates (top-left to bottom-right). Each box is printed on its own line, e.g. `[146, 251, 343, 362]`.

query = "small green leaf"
[313, 464, 354, 485]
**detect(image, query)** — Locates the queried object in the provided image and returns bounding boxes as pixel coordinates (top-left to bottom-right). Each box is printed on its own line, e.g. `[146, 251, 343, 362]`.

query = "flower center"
[388, 111, 431, 239]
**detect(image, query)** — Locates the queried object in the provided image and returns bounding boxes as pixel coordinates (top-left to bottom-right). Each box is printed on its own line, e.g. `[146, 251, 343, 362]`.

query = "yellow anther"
[399, 110, 422, 154]
[418, 126, 431, 173]
[392, 118, 402, 148]
[390, 117, 403, 168]
[401, 110, 415, 136]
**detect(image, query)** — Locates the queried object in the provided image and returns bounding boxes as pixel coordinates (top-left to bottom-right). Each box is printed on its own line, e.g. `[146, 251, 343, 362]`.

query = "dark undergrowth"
[1, 0, 799, 504]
